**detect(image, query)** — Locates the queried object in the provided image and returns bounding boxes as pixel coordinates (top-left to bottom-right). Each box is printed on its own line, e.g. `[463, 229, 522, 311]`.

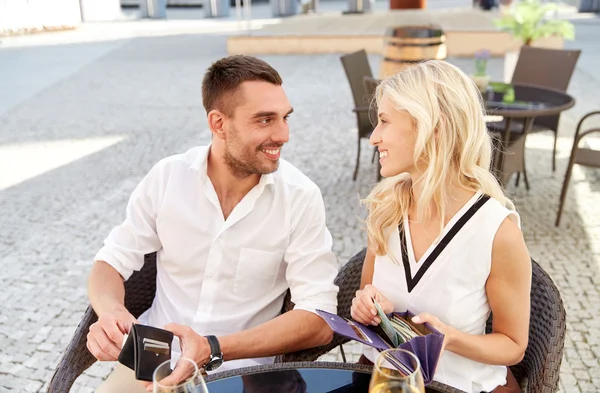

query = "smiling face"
[218, 81, 292, 178]
[370, 94, 420, 179]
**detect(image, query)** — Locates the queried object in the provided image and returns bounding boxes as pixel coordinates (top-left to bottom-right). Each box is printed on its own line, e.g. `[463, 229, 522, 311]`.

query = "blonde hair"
[363, 60, 514, 256]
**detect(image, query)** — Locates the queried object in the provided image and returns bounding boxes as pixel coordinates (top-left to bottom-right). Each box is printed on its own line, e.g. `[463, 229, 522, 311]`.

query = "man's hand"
[86, 306, 137, 361]
[143, 324, 211, 392]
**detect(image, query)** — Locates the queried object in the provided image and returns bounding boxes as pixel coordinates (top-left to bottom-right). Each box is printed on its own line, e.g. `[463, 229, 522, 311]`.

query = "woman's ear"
[208, 110, 225, 140]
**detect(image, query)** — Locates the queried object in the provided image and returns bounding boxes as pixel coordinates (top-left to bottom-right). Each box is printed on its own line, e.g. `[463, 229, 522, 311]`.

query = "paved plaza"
[0, 7, 599, 393]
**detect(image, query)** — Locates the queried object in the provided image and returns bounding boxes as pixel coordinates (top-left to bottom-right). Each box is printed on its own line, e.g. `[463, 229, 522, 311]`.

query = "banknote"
[373, 299, 402, 346]
[391, 316, 419, 342]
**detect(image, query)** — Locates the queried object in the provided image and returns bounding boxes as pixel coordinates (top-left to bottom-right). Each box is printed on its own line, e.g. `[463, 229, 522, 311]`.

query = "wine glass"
[153, 357, 209, 393]
[369, 349, 425, 393]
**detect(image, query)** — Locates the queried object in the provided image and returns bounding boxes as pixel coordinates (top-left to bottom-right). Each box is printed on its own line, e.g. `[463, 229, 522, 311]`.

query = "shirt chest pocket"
[233, 248, 285, 296]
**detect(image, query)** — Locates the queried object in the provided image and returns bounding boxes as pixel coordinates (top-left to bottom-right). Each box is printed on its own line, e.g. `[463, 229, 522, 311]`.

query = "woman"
[350, 60, 531, 393]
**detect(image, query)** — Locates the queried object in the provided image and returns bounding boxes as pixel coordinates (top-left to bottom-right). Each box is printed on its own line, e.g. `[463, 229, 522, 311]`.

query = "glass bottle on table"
[153, 357, 209, 393]
[369, 349, 425, 393]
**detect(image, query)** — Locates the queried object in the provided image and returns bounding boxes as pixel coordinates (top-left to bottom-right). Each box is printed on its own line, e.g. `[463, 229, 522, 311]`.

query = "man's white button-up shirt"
[94, 145, 339, 371]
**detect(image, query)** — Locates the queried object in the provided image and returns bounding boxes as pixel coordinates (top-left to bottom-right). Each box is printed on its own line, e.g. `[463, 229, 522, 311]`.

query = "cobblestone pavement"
[1, 17, 599, 393]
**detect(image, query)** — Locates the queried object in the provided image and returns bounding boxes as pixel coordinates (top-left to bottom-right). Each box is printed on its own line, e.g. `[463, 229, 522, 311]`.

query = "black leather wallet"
[117, 323, 174, 381]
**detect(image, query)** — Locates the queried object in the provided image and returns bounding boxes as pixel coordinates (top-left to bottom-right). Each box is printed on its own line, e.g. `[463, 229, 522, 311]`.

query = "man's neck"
[206, 147, 261, 216]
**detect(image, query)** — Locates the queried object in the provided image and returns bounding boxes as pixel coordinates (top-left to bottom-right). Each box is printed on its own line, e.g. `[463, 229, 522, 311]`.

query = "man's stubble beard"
[223, 128, 279, 179]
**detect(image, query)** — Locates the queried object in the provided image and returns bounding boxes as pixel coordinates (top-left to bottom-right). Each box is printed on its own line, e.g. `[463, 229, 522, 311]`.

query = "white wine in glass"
[369, 349, 425, 393]
[153, 357, 209, 393]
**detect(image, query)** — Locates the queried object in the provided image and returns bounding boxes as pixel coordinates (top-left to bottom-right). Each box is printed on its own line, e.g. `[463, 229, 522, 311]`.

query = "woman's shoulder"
[482, 194, 522, 229]
[490, 216, 531, 276]
[493, 215, 524, 249]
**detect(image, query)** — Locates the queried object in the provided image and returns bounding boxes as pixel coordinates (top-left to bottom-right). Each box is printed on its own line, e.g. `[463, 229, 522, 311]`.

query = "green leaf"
[493, 0, 575, 44]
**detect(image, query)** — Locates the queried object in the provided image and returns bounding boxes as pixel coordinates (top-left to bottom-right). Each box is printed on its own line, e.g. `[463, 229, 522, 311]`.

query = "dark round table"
[202, 362, 462, 393]
[484, 82, 575, 188]
[204, 362, 373, 393]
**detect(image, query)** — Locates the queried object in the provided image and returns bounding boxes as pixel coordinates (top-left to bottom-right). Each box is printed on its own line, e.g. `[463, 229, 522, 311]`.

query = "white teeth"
[380, 151, 388, 158]
[264, 149, 280, 155]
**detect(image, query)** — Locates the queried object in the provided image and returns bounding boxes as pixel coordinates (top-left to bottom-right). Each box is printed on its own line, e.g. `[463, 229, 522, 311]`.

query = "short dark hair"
[201, 55, 283, 116]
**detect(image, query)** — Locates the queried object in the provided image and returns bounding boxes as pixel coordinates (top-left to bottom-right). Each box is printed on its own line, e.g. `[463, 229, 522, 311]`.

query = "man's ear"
[208, 110, 226, 140]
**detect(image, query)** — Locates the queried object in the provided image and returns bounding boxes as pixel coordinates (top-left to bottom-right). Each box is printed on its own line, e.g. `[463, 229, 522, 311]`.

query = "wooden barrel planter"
[379, 25, 447, 78]
[390, 0, 426, 9]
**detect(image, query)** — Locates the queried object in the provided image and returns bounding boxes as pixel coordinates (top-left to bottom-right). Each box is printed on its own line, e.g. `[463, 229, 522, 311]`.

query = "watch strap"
[206, 335, 221, 357]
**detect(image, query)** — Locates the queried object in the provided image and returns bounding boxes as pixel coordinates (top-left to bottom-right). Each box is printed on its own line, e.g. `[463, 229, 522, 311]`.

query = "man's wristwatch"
[204, 335, 223, 372]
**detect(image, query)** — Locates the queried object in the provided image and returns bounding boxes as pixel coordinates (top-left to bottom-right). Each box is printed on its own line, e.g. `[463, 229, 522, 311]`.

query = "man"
[87, 55, 339, 392]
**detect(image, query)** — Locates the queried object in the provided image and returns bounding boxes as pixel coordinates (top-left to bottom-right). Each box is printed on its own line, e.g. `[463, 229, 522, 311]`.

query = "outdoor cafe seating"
[340, 47, 579, 189]
[48, 249, 566, 393]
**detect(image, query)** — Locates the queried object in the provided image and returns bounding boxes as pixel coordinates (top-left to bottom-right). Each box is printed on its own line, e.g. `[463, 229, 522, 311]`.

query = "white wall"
[79, 0, 123, 21]
[0, 0, 82, 35]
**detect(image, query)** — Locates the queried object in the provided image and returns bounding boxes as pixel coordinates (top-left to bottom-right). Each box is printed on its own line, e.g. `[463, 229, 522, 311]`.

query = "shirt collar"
[189, 144, 211, 184]
[189, 144, 275, 187]
[258, 171, 275, 188]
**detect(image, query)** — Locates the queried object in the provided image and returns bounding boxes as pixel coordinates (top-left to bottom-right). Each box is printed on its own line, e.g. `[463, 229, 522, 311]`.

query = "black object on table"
[484, 82, 575, 188]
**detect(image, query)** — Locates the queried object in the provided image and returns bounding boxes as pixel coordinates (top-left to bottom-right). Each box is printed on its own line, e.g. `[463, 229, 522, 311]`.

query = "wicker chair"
[276, 248, 366, 363]
[505, 259, 567, 393]
[488, 46, 581, 182]
[340, 50, 380, 181]
[555, 110, 600, 227]
[47, 252, 159, 392]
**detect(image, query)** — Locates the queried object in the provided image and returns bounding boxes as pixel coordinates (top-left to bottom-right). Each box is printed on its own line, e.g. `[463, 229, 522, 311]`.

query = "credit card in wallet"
[143, 338, 170, 354]
[144, 344, 170, 355]
[143, 338, 169, 347]
[373, 300, 401, 347]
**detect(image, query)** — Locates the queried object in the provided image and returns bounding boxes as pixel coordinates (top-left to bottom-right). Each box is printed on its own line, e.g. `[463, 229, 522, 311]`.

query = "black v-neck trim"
[399, 194, 491, 293]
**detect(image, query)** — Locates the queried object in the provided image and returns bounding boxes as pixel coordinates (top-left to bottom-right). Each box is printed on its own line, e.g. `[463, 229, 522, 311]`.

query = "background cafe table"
[203, 361, 465, 393]
[483, 82, 575, 188]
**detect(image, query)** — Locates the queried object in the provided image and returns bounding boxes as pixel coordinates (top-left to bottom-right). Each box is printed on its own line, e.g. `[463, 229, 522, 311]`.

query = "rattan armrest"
[46, 306, 98, 392]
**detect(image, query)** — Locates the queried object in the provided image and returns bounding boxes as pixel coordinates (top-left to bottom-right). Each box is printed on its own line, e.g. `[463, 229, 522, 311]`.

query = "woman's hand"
[411, 313, 455, 351]
[351, 284, 394, 326]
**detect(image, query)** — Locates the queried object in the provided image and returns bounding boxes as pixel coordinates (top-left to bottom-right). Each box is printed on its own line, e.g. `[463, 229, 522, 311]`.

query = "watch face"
[205, 356, 223, 371]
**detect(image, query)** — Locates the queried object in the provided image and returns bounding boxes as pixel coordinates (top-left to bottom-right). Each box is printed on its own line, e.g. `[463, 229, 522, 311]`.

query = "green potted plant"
[493, 0, 575, 81]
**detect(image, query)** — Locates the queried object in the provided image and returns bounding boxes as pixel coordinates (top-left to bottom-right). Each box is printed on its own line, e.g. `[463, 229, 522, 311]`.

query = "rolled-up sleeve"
[284, 186, 339, 315]
[94, 163, 163, 280]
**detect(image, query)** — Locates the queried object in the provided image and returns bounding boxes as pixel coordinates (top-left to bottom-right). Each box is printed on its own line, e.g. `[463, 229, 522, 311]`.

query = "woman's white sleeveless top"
[363, 191, 520, 393]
